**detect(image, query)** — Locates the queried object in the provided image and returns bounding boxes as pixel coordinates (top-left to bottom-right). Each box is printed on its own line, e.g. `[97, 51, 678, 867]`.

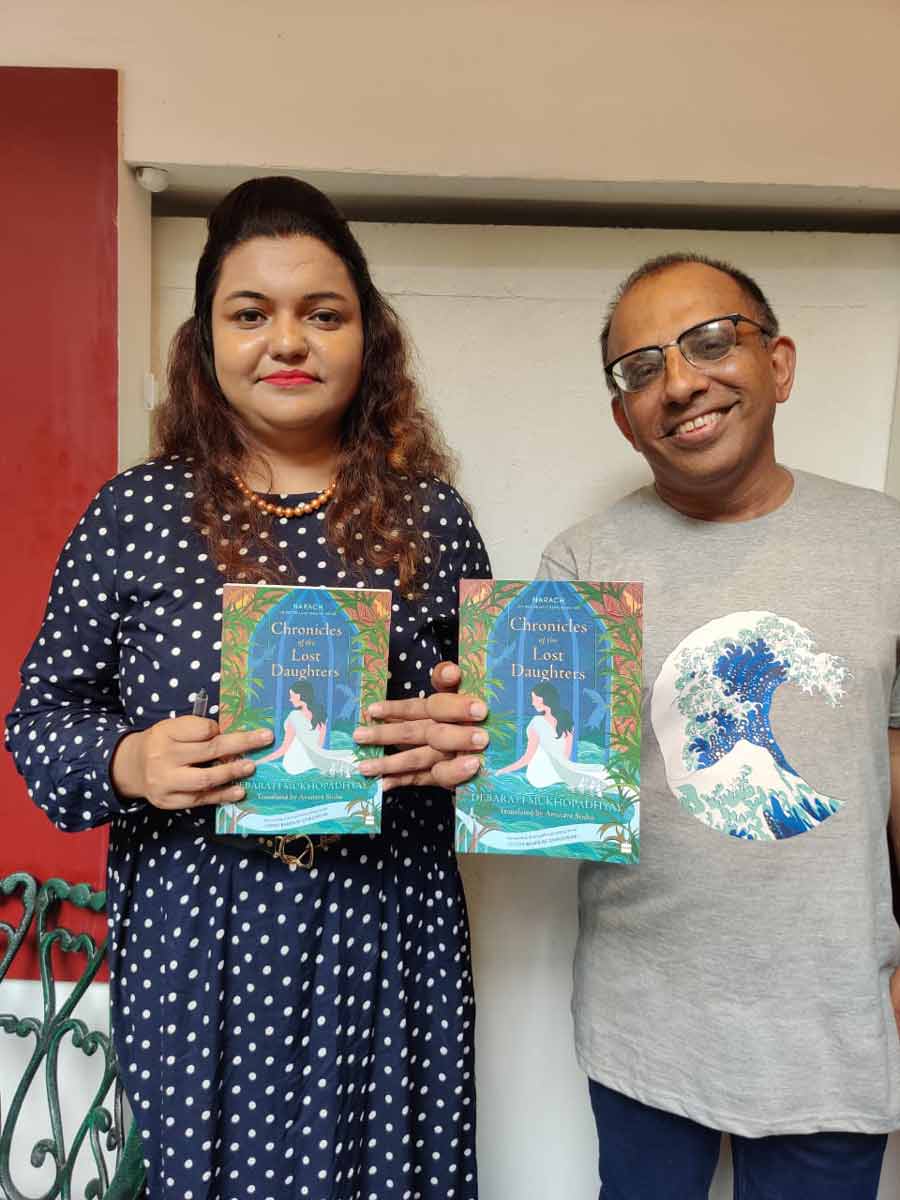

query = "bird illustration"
[491, 641, 516, 669]
[334, 683, 358, 721]
[582, 687, 609, 730]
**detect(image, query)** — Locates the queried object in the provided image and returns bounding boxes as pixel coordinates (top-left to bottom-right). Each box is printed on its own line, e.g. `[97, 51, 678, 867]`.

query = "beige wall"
[7, 0, 900, 202]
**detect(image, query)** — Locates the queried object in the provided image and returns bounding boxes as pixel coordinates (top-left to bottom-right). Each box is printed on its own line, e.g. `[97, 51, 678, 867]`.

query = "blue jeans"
[589, 1079, 888, 1200]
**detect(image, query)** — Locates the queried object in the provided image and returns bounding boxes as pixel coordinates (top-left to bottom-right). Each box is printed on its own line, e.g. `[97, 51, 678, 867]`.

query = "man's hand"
[352, 662, 488, 792]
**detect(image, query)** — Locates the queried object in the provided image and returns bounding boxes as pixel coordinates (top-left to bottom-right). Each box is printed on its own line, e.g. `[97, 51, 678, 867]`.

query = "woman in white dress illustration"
[259, 684, 355, 777]
[496, 682, 612, 793]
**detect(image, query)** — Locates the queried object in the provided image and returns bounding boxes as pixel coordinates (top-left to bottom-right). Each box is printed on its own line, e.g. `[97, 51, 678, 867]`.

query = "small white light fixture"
[134, 166, 170, 194]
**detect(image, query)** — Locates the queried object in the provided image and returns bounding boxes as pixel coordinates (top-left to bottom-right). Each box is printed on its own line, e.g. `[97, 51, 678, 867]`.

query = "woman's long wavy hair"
[532, 682, 574, 737]
[288, 684, 324, 726]
[153, 175, 456, 590]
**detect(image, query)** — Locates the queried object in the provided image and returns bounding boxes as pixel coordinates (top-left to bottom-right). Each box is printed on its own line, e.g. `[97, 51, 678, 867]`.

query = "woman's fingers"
[175, 726, 274, 764]
[183, 757, 257, 794]
[129, 715, 273, 810]
[153, 782, 250, 810]
[144, 754, 255, 807]
[167, 715, 220, 742]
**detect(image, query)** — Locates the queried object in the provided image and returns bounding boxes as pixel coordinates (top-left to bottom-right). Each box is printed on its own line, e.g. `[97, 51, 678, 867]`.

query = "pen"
[192, 688, 209, 718]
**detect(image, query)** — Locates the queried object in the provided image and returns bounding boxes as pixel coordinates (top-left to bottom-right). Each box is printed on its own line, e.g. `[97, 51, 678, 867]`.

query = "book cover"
[455, 579, 643, 861]
[215, 583, 390, 837]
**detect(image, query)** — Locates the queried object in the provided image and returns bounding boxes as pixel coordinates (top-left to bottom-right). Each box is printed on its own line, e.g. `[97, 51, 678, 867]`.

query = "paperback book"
[215, 583, 390, 837]
[456, 578, 643, 862]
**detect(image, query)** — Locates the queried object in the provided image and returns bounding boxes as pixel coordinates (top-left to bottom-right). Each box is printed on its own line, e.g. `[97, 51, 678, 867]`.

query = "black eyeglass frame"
[604, 312, 775, 393]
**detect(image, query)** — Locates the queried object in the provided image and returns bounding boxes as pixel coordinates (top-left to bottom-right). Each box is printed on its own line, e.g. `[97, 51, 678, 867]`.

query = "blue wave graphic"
[652, 613, 848, 842]
[689, 638, 794, 776]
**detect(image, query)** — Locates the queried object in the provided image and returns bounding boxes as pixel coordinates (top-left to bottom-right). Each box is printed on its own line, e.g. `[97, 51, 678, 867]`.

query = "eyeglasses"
[604, 313, 774, 394]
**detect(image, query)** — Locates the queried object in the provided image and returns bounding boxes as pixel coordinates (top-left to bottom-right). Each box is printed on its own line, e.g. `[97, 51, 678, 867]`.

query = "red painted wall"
[1, 67, 118, 976]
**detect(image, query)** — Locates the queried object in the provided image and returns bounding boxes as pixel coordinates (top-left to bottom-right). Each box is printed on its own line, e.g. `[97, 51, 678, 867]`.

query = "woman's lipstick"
[262, 370, 317, 387]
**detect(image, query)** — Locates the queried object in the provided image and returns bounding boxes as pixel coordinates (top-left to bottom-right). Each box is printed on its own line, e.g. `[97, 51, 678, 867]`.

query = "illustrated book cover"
[215, 583, 390, 837]
[455, 579, 643, 861]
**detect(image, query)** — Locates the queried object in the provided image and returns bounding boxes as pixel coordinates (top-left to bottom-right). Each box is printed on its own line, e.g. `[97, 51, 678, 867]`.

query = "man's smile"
[664, 402, 738, 442]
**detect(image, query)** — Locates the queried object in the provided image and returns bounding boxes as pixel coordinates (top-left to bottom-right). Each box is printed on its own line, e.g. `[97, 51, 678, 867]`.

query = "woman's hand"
[353, 662, 489, 792]
[258, 723, 292, 764]
[495, 728, 539, 777]
[111, 716, 274, 810]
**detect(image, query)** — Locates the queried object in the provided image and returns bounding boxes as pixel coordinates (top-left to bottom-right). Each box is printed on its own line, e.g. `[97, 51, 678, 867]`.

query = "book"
[455, 579, 643, 861]
[215, 583, 390, 837]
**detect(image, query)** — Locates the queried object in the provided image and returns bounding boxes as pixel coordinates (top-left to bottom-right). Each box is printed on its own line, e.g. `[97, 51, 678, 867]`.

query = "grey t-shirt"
[539, 469, 900, 1135]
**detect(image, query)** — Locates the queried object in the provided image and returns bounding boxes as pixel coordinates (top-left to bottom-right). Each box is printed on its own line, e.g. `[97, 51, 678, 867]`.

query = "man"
[361, 253, 900, 1198]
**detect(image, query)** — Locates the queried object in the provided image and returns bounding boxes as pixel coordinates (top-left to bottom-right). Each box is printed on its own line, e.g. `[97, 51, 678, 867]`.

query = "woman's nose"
[270, 316, 309, 359]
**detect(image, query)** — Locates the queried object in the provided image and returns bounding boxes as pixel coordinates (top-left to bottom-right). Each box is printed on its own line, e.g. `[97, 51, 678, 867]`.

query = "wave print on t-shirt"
[651, 612, 848, 840]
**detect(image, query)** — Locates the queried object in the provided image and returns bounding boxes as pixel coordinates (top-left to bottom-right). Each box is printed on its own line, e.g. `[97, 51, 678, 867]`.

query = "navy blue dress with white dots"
[6, 458, 490, 1200]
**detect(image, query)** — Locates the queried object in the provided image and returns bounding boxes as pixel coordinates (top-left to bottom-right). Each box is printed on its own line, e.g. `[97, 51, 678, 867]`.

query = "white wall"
[11, 221, 898, 1198]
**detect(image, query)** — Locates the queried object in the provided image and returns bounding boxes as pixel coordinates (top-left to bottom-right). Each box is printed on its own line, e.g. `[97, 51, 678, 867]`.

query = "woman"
[496, 682, 573, 785]
[259, 684, 354, 777]
[496, 682, 611, 794]
[6, 177, 489, 1199]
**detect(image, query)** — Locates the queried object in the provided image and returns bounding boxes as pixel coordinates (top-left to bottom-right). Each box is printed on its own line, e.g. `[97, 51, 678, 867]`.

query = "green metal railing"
[0, 873, 145, 1200]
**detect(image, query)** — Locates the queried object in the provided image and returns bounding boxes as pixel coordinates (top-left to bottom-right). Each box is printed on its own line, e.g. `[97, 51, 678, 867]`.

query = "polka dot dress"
[6, 458, 491, 1200]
